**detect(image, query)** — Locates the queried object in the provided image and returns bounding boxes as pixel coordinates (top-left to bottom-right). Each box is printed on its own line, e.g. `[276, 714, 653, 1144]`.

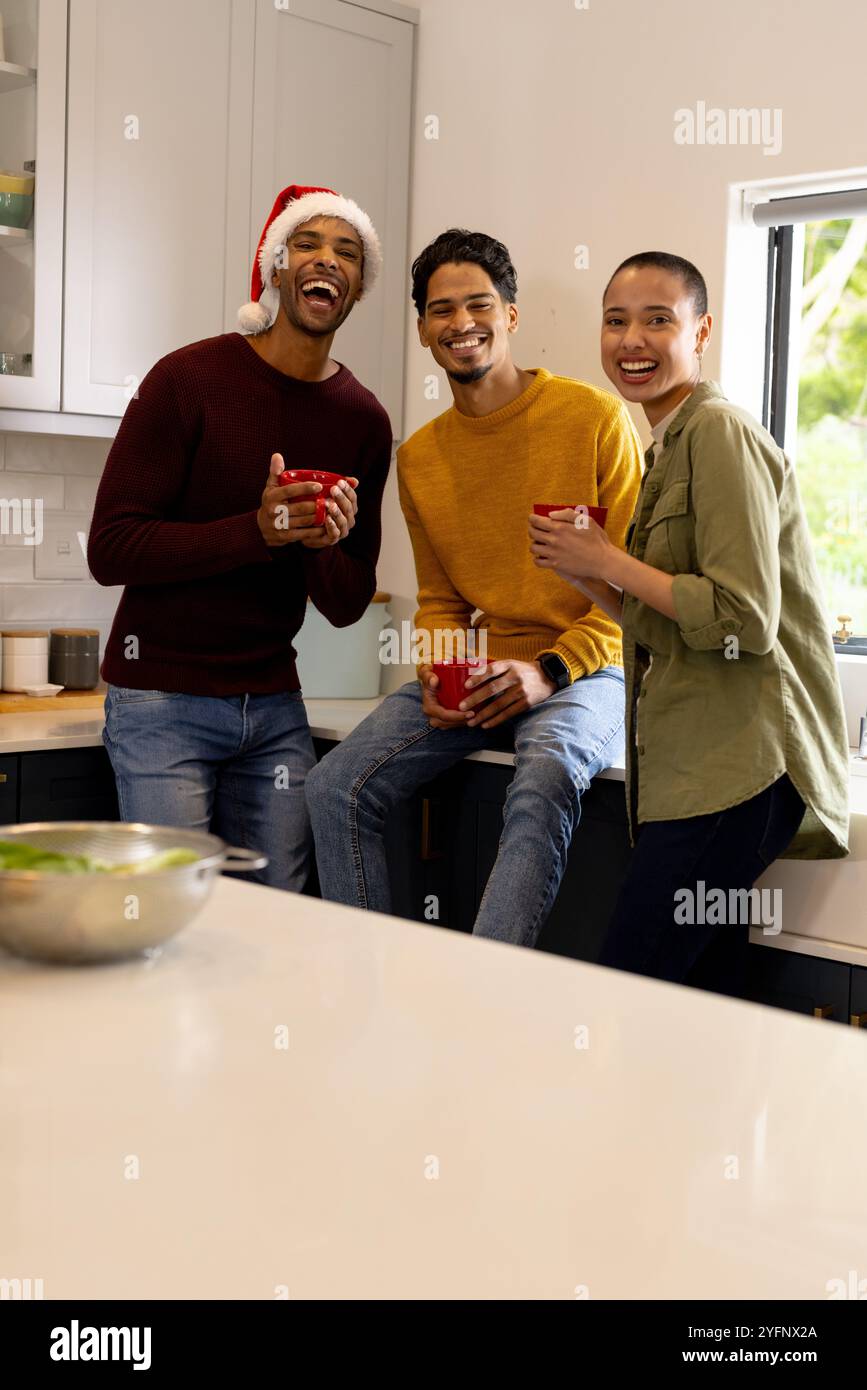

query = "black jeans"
[598, 774, 805, 989]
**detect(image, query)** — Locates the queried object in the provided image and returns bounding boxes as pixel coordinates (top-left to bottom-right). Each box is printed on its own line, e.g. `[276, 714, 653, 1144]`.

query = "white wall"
[375, 0, 867, 690]
[4, 0, 867, 697]
[0, 432, 121, 651]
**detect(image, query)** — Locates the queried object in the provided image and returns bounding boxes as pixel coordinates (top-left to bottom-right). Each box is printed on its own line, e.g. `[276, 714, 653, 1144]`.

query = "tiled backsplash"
[0, 432, 121, 653]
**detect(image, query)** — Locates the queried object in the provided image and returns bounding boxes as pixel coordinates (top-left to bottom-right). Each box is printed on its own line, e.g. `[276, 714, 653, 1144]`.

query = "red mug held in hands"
[533, 502, 609, 528]
[278, 469, 350, 526]
[431, 658, 488, 711]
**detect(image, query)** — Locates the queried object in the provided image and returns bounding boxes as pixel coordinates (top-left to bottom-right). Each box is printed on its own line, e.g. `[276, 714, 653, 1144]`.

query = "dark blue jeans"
[598, 773, 805, 988]
[102, 685, 316, 891]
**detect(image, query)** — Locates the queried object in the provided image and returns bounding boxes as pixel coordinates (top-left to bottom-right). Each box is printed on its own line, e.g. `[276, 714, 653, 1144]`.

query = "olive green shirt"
[622, 382, 849, 860]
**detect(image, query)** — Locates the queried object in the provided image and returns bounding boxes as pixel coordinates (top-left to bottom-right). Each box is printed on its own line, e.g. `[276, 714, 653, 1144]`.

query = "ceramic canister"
[49, 629, 101, 689]
[1, 630, 49, 692]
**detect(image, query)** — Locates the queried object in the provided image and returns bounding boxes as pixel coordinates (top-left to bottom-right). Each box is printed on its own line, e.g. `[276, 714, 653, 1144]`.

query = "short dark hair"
[411, 229, 518, 317]
[603, 251, 708, 317]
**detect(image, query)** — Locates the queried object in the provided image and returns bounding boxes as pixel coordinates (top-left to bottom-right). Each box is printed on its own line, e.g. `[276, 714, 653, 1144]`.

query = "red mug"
[533, 503, 608, 528]
[431, 658, 488, 711]
[278, 469, 349, 525]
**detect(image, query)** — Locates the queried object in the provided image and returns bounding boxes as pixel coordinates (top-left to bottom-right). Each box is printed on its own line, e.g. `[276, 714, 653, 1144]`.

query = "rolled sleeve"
[673, 410, 784, 655]
[671, 574, 743, 648]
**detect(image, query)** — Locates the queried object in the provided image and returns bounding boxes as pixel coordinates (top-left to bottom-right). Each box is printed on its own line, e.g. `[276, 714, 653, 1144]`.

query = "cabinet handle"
[0, 773, 6, 784]
[813, 1005, 834, 1019]
[420, 798, 443, 861]
[850, 1012, 867, 1028]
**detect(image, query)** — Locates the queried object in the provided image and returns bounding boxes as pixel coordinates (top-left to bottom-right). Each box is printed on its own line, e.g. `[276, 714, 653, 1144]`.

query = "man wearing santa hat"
[89, 185, 391, 892]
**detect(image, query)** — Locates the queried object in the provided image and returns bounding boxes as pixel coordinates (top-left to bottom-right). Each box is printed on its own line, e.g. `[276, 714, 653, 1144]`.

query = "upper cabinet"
[251, 0, 413, 435]
[0, 0, 67, 410]
[63, 0, 256, 416]
[0, 0, 416, 436]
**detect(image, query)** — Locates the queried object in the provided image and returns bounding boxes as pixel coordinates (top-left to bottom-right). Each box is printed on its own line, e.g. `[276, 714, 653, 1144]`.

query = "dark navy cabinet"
[745, 945, 851, 1024]
[0, 755, 18, 823]
[849, 965, 867, 1030]
[17, 746, 119, 823]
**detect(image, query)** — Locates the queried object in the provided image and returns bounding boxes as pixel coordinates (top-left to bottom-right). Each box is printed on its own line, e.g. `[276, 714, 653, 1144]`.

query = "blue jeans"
[306, 668, 626, 947]
[102, 686, 316, 891]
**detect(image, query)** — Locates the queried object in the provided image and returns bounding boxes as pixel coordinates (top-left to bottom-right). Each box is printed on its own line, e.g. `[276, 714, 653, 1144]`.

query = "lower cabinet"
[381, 759, 633, 959]
[848, 965, 867, 1030]
[744, 945, 851, 1024]
[0, 756, 19, 824]
[383, 760, 478, 933]
[18, 747, 119, 823]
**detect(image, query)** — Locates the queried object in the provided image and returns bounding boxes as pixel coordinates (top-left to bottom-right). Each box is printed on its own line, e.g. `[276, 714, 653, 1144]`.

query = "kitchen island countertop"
[2, 873, 866, 1300]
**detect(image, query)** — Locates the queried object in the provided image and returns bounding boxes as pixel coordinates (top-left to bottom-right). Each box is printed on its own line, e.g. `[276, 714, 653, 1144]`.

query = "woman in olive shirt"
[529, 251, 849, 987]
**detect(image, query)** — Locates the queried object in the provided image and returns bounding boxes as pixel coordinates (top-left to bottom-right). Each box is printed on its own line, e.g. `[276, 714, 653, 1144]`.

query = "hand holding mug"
[419, 664, 476, 729]
[258, 454, 324, 546]
[257, 456, 358, 548]
[529, 506, 614, 581]
[291, 471, 358, 549]
[460, 658, 555, 730]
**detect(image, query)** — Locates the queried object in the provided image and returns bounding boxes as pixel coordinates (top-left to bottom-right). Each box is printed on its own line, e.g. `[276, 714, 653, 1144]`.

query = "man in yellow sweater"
[307, 229, 642, 946]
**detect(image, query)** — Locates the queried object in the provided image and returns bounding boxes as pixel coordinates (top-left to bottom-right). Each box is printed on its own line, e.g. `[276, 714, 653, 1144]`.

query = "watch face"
[542, 654, 568, 686]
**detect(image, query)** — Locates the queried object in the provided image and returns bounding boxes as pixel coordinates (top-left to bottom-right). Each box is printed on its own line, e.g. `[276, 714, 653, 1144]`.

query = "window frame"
[763, 217, 867, 658]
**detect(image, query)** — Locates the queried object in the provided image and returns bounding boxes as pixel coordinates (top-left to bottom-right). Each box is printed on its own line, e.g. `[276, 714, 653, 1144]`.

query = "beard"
[446, 362, 493, 385]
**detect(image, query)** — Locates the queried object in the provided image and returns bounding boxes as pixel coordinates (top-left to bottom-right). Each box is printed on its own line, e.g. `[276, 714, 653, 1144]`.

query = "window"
[762, 189, 867, 654]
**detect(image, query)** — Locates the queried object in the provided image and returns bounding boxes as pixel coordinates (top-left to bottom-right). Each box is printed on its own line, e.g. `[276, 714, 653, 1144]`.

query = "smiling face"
[417, 262, 518, 384]
[272, 215, 364, 337]
[601, 266, 712, 424]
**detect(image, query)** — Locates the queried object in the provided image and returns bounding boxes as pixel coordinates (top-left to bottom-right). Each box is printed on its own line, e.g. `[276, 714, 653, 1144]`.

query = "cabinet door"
[384, 768, 475, 932]
[251, 0, 414, 437]
[745, 945, 850, 1025]
[471, 765, 633, 960]
[0, 0, 66, 411]
[62, 0, 255, 415]
[0, 755, 19, 823]
[848, 965, 867, 1031]
[19, 748, 119, 822]
[536, 779, 633, 962]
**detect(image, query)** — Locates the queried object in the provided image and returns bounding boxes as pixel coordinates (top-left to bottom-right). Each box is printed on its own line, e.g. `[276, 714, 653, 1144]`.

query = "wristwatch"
[538, 651, 571, 691]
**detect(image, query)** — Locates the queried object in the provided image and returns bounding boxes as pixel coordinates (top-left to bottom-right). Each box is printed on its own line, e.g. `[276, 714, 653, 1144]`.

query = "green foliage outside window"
[796, 218, 867, 636]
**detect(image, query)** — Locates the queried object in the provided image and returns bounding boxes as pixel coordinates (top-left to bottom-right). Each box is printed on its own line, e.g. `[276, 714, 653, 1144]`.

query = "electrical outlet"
[33, 513, 92, 580]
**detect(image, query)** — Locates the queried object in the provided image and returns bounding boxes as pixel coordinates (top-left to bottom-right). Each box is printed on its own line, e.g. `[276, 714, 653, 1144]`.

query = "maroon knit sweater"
[88, 333, 392, 695]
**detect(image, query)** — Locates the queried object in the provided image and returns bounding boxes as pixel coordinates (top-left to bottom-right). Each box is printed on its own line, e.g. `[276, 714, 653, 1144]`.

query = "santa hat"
[238, 183, 383, 335]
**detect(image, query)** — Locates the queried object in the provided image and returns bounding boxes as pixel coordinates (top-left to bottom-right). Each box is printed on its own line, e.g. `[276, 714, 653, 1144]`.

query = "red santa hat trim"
[238, 183, 383, 335]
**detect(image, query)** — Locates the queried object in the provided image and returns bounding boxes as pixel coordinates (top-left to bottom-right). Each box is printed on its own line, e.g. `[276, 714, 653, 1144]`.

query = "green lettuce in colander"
[0, 841, 199, 875]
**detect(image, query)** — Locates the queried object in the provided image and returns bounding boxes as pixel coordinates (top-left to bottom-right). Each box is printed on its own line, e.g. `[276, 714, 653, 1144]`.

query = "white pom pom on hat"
[237, 183, 383, 335]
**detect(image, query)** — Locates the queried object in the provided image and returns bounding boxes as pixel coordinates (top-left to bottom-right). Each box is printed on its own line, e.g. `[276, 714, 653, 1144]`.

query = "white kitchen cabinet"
[250, 0, 415, 437]
[1, 0, 415, 429]
[65, 0, 416, 428]
[0, 0, 67, 411]
[61, 0, 257, 415]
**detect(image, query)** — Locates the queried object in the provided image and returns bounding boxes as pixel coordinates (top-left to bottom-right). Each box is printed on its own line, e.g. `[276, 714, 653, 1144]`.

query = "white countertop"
[2, 874, 866, 1300]
[0, 696, 628, 779]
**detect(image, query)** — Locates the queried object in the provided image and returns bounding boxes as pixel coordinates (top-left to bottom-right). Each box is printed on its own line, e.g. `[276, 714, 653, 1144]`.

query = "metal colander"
[0, 822, 267, 964]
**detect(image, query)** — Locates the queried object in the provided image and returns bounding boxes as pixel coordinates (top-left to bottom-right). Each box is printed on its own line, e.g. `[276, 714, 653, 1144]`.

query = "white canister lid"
[1, 631, 50, 652]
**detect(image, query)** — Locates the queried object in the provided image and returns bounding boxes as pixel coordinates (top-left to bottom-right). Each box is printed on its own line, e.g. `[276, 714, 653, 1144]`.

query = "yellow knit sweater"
[396, 368, 643, 680]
